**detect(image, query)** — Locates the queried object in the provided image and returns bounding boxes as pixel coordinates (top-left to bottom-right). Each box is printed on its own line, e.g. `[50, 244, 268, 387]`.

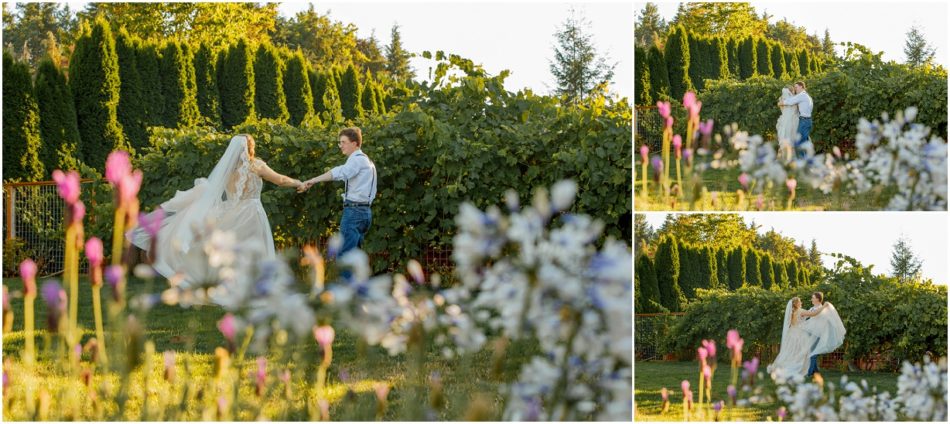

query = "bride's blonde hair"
[790, 297, 801, 326]
[238, 134, 256, 159]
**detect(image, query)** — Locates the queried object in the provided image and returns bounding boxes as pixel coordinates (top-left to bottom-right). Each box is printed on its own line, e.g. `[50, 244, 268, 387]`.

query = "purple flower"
[105, 265, 124, 301]
[683, 148, 693, 161]
[777, 406, 787, 420]
[713, 400, 724, 412]
[139, 209, 165, 238]
[727, 385, 737, 403]
[41, 281, 66, 332]
[699, 119, 714, 136]
[743, 357, 760, 376]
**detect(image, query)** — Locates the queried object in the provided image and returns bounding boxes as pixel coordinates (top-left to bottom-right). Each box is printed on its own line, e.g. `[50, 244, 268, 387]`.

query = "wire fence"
[3, 179, 104, 277]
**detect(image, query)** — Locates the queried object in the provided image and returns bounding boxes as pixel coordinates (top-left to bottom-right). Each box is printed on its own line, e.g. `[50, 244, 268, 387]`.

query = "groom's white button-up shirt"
[331, 149, 377, 204]
[785, 91, 814, 118]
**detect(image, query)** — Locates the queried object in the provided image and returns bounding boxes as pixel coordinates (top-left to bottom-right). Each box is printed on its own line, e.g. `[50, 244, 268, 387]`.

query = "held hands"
[296, 178, 316, 193]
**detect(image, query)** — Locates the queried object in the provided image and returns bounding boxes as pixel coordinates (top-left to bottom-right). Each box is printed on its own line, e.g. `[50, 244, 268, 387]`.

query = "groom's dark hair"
[340, 127, 363, 147]
[795, 81, 806, 90]
[812, 291, 823, 303]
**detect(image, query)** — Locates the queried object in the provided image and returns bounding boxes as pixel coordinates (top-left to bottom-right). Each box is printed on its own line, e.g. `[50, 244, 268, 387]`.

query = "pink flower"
[164, 350, 176, 383]
[664, 116, 673, 128]
[697, 347, 708, 362]
[68, 201, 86, 226]
[640, 145, 649, 162]
[683, 148, 693, 161]
[683, 92, 702, 119]
[313, 325, 335, 349]
[699, 119, 714, 136]
[656, 101, 671, 119]
[105, 151, 132, 186]
[255, 356, 267, 396]
[737, 173, 750, 189]
[20, 259, 37, 296]
[118, 170, 143, 207]
[407, 260, 424, 284]
[703, 364, 712, 381]
[52, 170, 81, 205]
[702, 339, 717, 359]
[756, 194, 764, 210]
[374, 382, 391, 402]
[139, 209, 165, 238]
[661, 387, 669, 401]
[85, 237, 104, 268]
[786, 178, 797, 192]
[217, 314, 236, 342]
[673, 135, 683, 159]
[681, 380, 690, 394]
[777, 406, 787, 420]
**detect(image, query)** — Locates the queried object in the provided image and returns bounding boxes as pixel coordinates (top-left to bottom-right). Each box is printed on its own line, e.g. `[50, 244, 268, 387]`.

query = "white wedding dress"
[768, 300, 846, 379]
[776, 88, 800, 160]
[129, 135, 276, 286]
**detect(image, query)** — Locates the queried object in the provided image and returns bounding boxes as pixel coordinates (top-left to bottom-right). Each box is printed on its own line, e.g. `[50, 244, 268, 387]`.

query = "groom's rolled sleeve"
[330, 158, 359, 181]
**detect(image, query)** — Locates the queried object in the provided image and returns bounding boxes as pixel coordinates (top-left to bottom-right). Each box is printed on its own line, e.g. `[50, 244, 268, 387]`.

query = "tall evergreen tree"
[218, 39, 256, 129]
[283, 50, 314, 126]
[373, 83, 387, 114]
[69, 18, 128, 169]
[114, 28, 149, 150]
[760, 253, 775, 290]
[727, 248, 745, 290]
[550, 8, 616, 104]
[253, 42, 289, 122]
[160, 41, 200, 128]
[797, 49, 810, 76]
[890, 235, 923, 283]
[755, 38, 773, 77]
[677, 244, 696, 299]
[785, 50, 799, 78]
[822, 29, 836, 59]
[339, 63, 363, 120]
[634, 46, 652, 106]
[744, 249, 761, 287]
[3, 51, 44, 181]
[713, 37, 729, 80]
[635, 2, 668, 49]
[687, 34, 704, 91]
[773, 260, 789, 290]
[716, 248, 730, 289]
[137, 41, 165, 127]
[647, 45, 671, 101]
[786, 260, 800, 288]
[194, 43, 222, 126]
[770, 42, 786, 79]
[34, 57, 82, 175]
[738, 36, 756, 79]
[665, 25, 692, 99]
[385, 23, 414, 80]
[726, 38, 740, 77]
[698, 247, 718, 290]
[636, 254, 662, 313]
[360, 70, 379, 115]
[904, 25, 935, 68]
[655, 236, 686, 312]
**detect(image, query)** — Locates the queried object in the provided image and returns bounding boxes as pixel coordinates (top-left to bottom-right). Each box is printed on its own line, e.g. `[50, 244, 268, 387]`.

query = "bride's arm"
[253, 161, 302, 188]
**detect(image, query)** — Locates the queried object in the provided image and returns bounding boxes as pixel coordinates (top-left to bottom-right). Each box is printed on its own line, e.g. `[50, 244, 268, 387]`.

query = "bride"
[767, 296, 846, 379]
[776, 85, 799, 160]
[129, 134, 302, 285]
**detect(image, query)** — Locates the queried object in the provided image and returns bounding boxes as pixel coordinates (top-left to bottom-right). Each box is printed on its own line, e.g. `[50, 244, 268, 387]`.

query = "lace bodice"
[225, 157, 265, 201]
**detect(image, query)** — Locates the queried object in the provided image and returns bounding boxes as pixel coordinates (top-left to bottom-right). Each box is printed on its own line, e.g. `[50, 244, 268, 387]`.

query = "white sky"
[640, 212, 949, 284]
[639, 0, 949, 67]
[282, 1, 633, 98]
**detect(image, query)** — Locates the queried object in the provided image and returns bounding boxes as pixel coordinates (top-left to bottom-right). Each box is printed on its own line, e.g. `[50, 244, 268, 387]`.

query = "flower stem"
[24, 293, 35, 365]
[92, 287, 108, 365]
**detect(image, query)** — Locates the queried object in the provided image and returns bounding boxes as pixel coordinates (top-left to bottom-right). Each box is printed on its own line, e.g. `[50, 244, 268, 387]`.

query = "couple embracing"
[129, 127, 377, 284]
[776, 81, 814, 159]
[767, 291, 846, 380]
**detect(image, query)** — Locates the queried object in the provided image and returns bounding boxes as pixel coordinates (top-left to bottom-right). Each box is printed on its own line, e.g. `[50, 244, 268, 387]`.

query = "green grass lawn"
[634, 361, 900, 421]
[2, 276, 538, 421]
[634, 161, 882, 211]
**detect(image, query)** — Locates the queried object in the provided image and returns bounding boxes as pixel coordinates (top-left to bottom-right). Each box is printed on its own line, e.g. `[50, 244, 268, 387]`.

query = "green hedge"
[665, 269, 948, 366]
[699, 56, 948, 153]
[128, 68, 630, 272]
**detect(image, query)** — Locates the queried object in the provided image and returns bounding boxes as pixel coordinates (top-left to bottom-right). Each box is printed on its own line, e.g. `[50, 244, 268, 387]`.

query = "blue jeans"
[807, 354, 819, 376]
[339, 206, 372, 257]
[796, 118, 813, 158]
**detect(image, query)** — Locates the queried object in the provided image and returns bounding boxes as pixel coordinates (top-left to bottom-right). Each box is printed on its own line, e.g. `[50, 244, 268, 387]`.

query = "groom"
[780, 81, 814, 158]
[799, 291, 825, 378]
[299, 127, 378, 259]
